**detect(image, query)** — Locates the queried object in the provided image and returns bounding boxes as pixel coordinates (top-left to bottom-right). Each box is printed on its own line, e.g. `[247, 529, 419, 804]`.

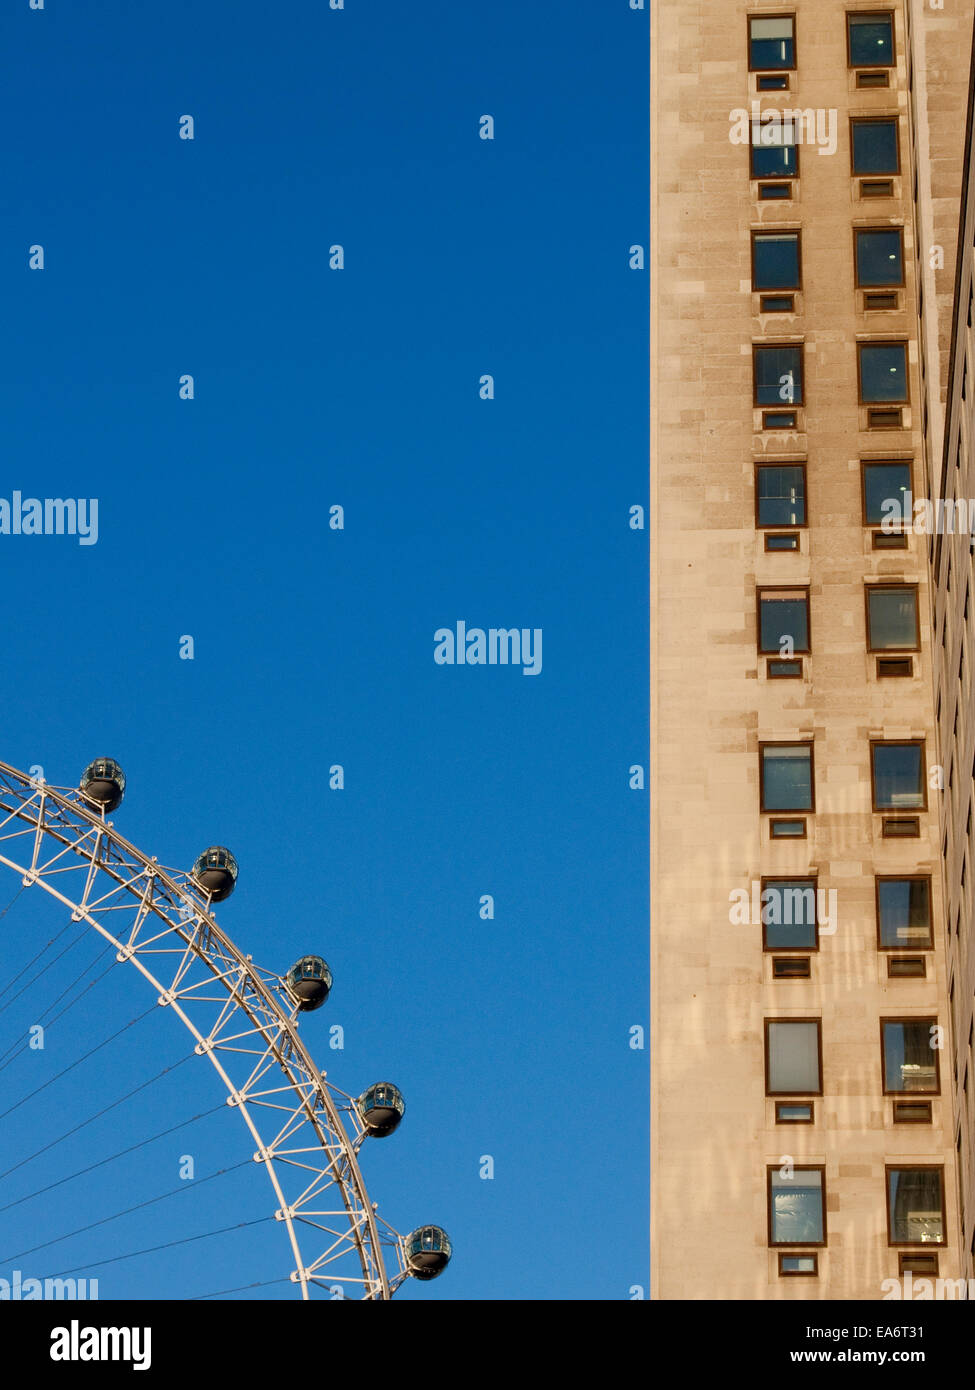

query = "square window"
[753, 232, 801, 290]
[761, 742, 814, 812]
[754, 345, 803, 407]
[866, 585, 919, 650]
[759, 587, 810, 654]
[749, 15, 795, 70]
[765, 1019, 822, 1094]
[861, 460, 912, 525]
[886, 1167, 945, 1245]
[751, 121, 799, 179]
[871, 741, 926, 811]
[851, 119, 900, 175]
[848, 12, 895, 67]
[855, 228, 903, 286]
[882, 1019, 939, 1094]
[768, 1167, 826, 1246]
[859, 343, 908, 403]
[762, 877, 819, 951]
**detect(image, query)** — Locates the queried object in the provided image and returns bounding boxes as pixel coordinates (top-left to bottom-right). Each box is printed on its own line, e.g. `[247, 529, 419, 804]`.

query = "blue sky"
[0, 0, 648, 1300]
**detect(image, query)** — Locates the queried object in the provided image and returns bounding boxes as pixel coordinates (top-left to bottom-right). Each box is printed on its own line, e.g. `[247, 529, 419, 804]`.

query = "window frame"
[764, 1017, 824, 1097]
[859, 457, 914, 527]
[767, 1164, 828, 1248]
[759, 740, 816, 814]
[750, 126, 800, 181]
[850, 116, 902, 177]
[880, 1017, 941, 1096]
[884, 1165, 947, 1247]
[748, 13, 797, 72]
[754, 461, 808, 531]
[761, 876, 820, 953]
[857, 340, 910, 406]
[846, 10, 896, 69]
[870, 739, 927, 813]
[864, 582, 920, 653]
[757, 586, 811, 655]
[875, 876, 934, 953]
[853, 225, 905, 288]
[753, 342, 805, 409]
[751, 229, 802, 293]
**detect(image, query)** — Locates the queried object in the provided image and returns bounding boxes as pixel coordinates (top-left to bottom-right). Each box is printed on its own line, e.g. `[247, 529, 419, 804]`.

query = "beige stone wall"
[651, 0, 971, 1298]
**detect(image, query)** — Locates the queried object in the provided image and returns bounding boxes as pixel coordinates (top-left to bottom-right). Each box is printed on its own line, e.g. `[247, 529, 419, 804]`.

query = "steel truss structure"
[0, 760, 410, 1299]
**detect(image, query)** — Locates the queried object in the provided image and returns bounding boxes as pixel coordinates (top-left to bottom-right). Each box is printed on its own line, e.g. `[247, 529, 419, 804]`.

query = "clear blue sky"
[0, 0, 648, 1300]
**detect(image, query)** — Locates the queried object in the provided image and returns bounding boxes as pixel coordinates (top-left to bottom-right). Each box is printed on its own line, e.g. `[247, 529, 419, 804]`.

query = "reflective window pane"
[859, 343, 908, 402]
[751, 122, 798, 178]
[877, 878, 932, 948]
[759, 594, 809, 653]
[755, 346, 803, 405]
[863, 462, 911, 524]
[852, 119, 899, 174]
[855, 229, 902, 286]
[888, 1168, 944, 1244]
[770, 1169, 824, 1244]
[867, 587, 917, 650]
[767, 1021, 821, 1093]
[883, 1021, 938, 1093]
[750, 16, 795, 69]
[872, 743, 924, 809]
[763, 879, 817, 949]
[849, 13, 894, 67]
[757, 465, 806, 526]
[762, 745, 813, 811]
[754, 233, 800, 289]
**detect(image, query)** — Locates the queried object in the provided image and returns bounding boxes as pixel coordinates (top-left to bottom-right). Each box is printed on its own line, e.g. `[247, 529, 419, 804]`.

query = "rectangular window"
[882, 1019, 939, 1093]
[861, 460, 912, 525]
[886, 1167, 945, 1245]
[758, 588, 810, 654]
[858, 342, 909, 403]
[888, 956, 926, 978]
[848, 12, 895, 67]
[751, 121, 799, 179]
[754, 345, 803, 406]
[766, 533, 799, 552]
[753, 232, 801, 291]
[851, 119, 900, 175]
[866, 585, 919, 651]
[876, 878, 932, 950]
[762, 877, 818, 951]
[749, 15, 795, 70]
[773, 955, 811, 977]
[855, 228, 904, 286]
[776, 1102, 814, 1123]
[765, 1019, 822, 1095]
[761, 744, 814, 813]
[779, 1252, 818, 1275]
[768, 1166, 826, 1246]
[758, 181, 793, 200]
[871, 741, 926, 811]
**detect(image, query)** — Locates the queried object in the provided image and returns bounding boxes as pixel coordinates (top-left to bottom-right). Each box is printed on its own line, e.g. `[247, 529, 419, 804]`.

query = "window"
[762, 877, 818, 950]
[886, 1167, 945, 1245]
[882, 1019, 939, 1094]
[756, 464, 806, 528]
[765, 1019, 822, 1095]
[754, 345, 803, 406]
[768, 1166, 826, 1246]
[861, 460, 911, 525]
[751, 121, 799, 179]
[779, 1253, 818, 1275]
[749, 15, 795, 70]
[858, 342, 908, 403]
[848, 11, 895, 67]
[855, 228, 904, 286]
[871, 741, 926, 810]
[752, 232, 801, 290]
[866, 585, 919, 650]
[760, 742, 814, 812]
[851, 119, 900, 175]
[758, 588, 809, 654]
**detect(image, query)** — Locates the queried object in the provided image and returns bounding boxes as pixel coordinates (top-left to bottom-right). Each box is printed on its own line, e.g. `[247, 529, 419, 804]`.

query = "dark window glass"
[887, 1169, 944, 1244]
[754, 233, 800, 290]
[852, 119, 899, 174]
[755, 346, 803, 406]
[867, 587, 917, 649]
[863, 462, 911, 524]
[751, 123, 798, 178]
[877, 879, 932, 947]
[770, 1169, 824, 1244]
[872, 743, 924, 809]
[763, 879, 818, 949]
[883, 1021, 938, 1093]
[856, 229, 902, 286]
[767, 1022, 821, 1093]
[759, 592, 809, 653]
[750, 16, 795, 69]
[859, 343, 908, 402]
[849, 13, 894, 67]
[758, 466, 806, 526]
[762, 745, 813, 811]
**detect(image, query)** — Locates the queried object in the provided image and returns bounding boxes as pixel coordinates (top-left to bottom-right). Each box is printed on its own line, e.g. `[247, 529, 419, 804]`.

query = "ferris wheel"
[0, 757, 452, 1300]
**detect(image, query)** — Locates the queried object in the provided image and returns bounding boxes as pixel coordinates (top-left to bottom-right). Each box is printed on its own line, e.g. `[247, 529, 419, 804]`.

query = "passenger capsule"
[405, 1226, 451, 1281]
[80, 759, 126, 812]
[356, 1083, 405, 1137]
[192, 846, 238, 902]
[285, 955, 333, 1011]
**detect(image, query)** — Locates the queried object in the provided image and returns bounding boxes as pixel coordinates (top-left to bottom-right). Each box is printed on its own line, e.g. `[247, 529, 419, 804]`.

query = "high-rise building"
[651, 0, 975, 1297]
